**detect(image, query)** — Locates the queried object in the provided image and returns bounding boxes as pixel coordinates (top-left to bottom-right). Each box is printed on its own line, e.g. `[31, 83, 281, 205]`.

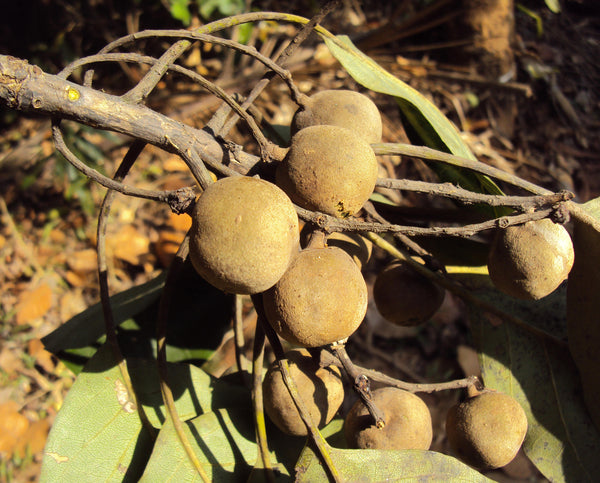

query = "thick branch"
[0, 55, 259, 172]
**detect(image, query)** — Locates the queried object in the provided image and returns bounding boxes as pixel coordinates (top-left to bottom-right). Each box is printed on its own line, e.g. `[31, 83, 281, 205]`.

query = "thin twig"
[296, 203, 556, 238]
[375, 178, 573, 209]
[372, 143, 551, 196]
[251, 321, 276, 483]
[96, 140, 157, 438]
[331, 344, 386, 428]
[156, 236, 210, 481]
[251, 295, 342, 483]
[319, 350, 482, 394]
[220, 1, 340, 136]
[234, 295, 249, 381]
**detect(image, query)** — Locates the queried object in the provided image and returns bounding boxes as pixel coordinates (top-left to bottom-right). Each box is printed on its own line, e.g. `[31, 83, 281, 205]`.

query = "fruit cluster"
[185, 88, 573, 469]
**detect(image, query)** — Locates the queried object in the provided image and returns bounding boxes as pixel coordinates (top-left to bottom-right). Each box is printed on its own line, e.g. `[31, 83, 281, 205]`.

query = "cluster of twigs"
[0, 2, 576, 481]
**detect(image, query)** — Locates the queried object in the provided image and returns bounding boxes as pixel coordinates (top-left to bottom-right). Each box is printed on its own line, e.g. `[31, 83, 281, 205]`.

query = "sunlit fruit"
[276, 125, 378, 218]
[263, 246, 368, 347]
[262, 349, 344, 436]
[188, 176, 299, 294]
[446, 391, 528, 470]
[292, 89, 383, 144]
[344, 387, 433, 450]
[487, 218, 574, 300]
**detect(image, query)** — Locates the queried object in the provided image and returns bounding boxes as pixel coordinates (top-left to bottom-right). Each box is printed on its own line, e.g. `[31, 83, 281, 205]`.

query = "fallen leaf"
[66, 248, 98, 274]
[109, 225, 150, 265]
[0, 349, 25, 375]
[15, 282, 53, 325]
[0, 401, 30, 458]
[14, 418, 50, 459]
[155, 230, 185, 268]
[168, 211, 192, 233]
[28, 338, 55, 373]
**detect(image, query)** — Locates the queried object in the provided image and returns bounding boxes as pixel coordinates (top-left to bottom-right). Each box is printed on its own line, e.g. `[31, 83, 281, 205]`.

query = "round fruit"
[263, 349, 344, 436]
[373, 260, 445, 326]
[292, 89, 383, 144]
[263, 246, 368, 347]
[344, 387, 432, 450]
[276, 125, 378, 218]
[299, 224, 372, 270]
[446, 391, 528, 470]
[487, 218, 574, 300]
[188, 176, 299, 294]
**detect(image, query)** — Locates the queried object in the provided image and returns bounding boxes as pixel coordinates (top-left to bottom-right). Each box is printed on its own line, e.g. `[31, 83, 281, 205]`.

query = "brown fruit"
[373, 260, 445, 326]
[262, 349, 344, 436]
[276, 125, 378, 218]
[487, 219, 574, 300]
[188, 176, 299, 294]
[299, 224, 372, 270]
[446, 391, 528, 470]
[263, 246, 368, 347]
[292, 89, 383, 144]
[344, 387, 432, 450]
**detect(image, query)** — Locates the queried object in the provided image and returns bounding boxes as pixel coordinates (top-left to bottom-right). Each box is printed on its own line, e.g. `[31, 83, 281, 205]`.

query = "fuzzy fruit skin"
[373, 260, 445, 326]
[291, 89, 383, 144]
[276, 125, 378, 218]
[263, 246, 368, 347]
[262, 349, 344, 436]
[487, 219, 574, 300]
[344, 387, 432, 450]
[446, 391, 528, 470]
[188, 176, 299, 294]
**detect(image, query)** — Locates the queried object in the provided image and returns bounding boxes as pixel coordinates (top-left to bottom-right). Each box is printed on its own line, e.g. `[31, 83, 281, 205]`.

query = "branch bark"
[0, 55, 259, 173]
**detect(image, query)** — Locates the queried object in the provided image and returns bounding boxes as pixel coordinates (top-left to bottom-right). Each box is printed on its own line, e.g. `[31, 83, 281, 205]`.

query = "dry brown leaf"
[0, 349, 25, 375]
[109, 225, 150, 265]
[168, 211, 192, 233]
[67, 248, 98, 274]
[155, 230, 185, 268]
[28, 338, 55, 373]
[64, 270, 86, 288]
[14, 418, 50, 459]
[15, 282, 52, 325]
[0, 401, 29, 459]
[59, 290, 87, 322]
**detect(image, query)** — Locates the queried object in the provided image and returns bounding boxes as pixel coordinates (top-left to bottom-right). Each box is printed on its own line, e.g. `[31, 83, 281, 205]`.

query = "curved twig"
[251, 320, 276, 483]
[97, 140, 156, 438]
[156, 235, 210, 481]
[376, 178, 573, 209]
[296, 203, 557, 238]
[372, 143, 551, 196]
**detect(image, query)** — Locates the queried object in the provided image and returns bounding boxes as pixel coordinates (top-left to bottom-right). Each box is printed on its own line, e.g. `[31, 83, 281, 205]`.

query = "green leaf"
[169, 0, 192, 26]
[322, 35, 503, 199]
[198, 0, 245, 20]
[42, 261, 233, 373]
[469, 289, 600, 482]
[295, 444, 491, 482]
[42, 273, 166, 354]
[140, 407, 303, 482]
[41, 344, 247, 481]
[567, 199, 600, 430]
[545, 0, 561, 14]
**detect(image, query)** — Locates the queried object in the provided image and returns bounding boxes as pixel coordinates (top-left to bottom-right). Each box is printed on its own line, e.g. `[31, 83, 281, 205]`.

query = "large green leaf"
[323, 35, 503, 198]
[140, 407, 304, 482]
[469, 288, 600, 482]
[40, 344, 247, 481]
[295, 444, 491, 482]
[567, 199, 600, 430]
[42, 273, 166, 354]
[42, 261, 233, 373]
